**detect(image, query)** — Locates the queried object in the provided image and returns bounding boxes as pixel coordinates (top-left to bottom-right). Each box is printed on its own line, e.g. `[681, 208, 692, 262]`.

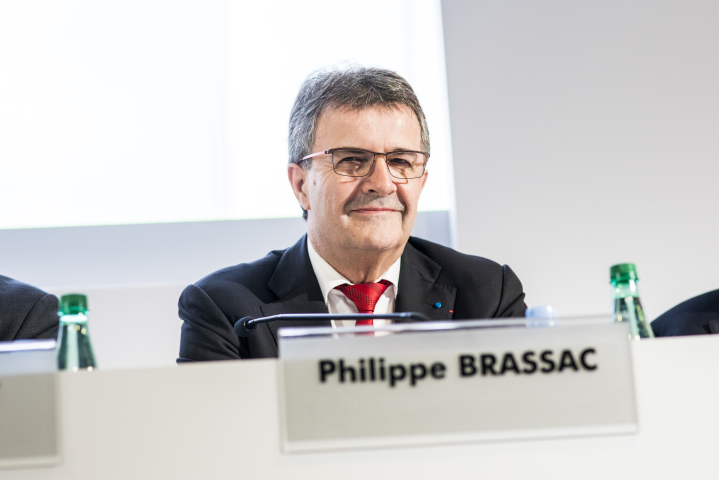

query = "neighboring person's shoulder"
[1, 275, 47, 304]
[0, 275, 59, 341]
[651, 289, 719, 336]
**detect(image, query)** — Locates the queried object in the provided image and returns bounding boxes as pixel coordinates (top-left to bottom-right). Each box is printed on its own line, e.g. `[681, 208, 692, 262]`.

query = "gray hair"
[288, 66, 430, 219]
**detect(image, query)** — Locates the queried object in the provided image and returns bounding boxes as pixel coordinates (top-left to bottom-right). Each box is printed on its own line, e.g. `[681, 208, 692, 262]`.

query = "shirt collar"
[307, 237, 401, 304]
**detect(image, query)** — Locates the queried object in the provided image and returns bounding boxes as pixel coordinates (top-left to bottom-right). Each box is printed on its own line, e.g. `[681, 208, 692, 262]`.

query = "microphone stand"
[234, 312, 432, 338]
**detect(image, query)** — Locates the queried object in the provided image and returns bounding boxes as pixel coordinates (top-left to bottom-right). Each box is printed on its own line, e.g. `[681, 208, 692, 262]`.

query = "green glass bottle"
[610, 263, 654, 340]
[56, 294, 97, 371]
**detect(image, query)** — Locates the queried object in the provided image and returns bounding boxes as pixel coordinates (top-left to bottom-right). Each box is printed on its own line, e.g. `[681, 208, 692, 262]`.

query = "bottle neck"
[613, 279, 640, 298]
[59, 313, 89, 324]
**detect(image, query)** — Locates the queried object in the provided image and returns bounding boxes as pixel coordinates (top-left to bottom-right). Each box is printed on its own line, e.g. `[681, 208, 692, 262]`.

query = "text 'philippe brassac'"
[318, 348, 598, 388]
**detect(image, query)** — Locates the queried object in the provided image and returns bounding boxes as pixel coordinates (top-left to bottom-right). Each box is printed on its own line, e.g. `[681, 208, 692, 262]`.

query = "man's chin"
[337, 213, 409, 248]
[348, 238, 403, 253]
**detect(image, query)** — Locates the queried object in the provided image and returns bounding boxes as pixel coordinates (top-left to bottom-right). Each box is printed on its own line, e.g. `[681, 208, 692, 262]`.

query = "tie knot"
[334, 280, 392, 314]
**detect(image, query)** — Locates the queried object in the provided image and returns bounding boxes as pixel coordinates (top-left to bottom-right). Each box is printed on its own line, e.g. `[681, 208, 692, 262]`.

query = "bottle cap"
[59, 294, 88, 315]
[526, 305, 559, 318]
[610, 263, 638, 285]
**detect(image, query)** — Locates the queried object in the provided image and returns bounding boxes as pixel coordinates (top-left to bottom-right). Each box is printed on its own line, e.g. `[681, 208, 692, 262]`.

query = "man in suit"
[0, 275, 59, 342]
[651, 289, 719, 336]
[178, 66, 526, 361]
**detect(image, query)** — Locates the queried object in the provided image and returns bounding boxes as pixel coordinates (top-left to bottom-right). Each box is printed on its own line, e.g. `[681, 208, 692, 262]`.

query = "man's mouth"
[351, 208, 401, 214]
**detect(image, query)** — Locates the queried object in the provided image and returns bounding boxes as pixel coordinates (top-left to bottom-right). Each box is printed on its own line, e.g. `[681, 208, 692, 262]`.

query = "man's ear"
[419, 169, 429, 192]
[288, 163, 310, 212]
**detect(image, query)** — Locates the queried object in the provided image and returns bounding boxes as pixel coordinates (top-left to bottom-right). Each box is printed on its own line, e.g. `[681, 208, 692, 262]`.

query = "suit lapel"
[261, 235, 457, 346]
[395, 240, 456, 321]
[262, 235, 330, 343]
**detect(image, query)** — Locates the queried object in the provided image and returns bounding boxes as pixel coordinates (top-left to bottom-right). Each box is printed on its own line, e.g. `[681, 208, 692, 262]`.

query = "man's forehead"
[314, 104, 421, 149]
[319, 103, 413, 122]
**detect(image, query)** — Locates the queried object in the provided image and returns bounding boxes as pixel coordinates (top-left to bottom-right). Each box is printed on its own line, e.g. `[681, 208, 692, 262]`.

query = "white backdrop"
[0, 0, 453, 230]
[443, 0, 719, 319]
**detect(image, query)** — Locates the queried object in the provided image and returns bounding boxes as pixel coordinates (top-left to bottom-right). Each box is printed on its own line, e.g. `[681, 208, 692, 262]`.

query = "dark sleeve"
[650, 289, 719, 337]
[494, 265, 527, 318]
[177, 284, 249, 363]
[650, 319, 670, 337]
[14, 293, 59, 340]
[652, 311, 718, 336]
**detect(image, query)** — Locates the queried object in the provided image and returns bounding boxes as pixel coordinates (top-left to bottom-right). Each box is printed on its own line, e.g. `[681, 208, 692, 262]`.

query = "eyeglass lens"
[331, 149, 426, 179]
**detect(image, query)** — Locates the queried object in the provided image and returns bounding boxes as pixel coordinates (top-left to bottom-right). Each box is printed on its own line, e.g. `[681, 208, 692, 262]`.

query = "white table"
[1, 334, 717, 480]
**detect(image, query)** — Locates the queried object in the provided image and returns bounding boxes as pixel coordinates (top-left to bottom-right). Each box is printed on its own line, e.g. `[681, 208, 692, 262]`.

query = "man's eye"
[389, 158, 411, 166]
[338, 156, 365, 163]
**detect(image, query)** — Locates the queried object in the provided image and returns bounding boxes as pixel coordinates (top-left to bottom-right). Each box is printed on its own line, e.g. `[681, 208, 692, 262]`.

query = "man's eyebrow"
[335, 146, 417, 152]
[335, 146, 369, 151]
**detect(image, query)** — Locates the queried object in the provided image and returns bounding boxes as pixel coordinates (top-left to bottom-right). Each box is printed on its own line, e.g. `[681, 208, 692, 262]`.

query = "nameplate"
[0, 341, 60, 469]
[277, 318, 637, 452]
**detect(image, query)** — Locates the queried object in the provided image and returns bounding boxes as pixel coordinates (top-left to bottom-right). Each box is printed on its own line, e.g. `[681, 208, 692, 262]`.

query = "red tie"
[334, 280, 393, 326]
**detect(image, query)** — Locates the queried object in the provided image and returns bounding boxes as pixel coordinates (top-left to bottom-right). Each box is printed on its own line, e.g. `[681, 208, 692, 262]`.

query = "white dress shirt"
[307, 238, 401, 329]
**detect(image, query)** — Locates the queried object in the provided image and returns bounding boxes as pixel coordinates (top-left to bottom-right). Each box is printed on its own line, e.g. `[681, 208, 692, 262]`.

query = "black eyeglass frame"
[299, 148, 430, 179]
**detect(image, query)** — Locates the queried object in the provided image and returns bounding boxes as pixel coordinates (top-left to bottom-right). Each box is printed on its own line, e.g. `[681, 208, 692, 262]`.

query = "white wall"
[443, 0, 719, 319]
[46, 284, 185, 370]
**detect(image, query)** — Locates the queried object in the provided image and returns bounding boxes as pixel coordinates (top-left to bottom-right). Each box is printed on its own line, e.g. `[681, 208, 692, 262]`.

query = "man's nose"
[361, 156, 397, 196]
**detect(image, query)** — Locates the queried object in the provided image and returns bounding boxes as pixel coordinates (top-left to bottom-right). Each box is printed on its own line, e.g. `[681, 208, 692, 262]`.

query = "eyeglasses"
[300, 148, 429, 179]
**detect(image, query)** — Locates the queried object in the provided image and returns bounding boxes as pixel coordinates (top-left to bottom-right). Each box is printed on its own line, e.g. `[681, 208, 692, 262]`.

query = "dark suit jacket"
[178, 235, 527, 361]
[0, 275, 59, 342]
[651, 289, 719, 336]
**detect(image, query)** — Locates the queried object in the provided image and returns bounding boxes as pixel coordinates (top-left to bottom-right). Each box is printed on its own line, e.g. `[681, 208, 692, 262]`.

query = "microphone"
[234, 312, 432, 338]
